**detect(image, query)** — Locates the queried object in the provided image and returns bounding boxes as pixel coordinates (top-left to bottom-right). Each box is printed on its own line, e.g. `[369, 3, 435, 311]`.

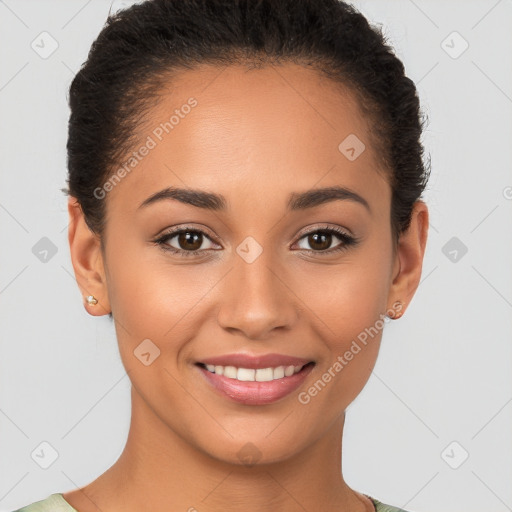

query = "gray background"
[1, 1, 511, 511]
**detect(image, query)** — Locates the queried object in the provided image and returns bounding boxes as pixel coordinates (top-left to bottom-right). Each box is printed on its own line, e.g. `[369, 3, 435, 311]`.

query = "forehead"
[107, 62, 389, 214]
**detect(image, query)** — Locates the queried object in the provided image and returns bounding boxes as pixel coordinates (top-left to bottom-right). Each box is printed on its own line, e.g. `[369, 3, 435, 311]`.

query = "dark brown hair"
[64, 0, 430, 245]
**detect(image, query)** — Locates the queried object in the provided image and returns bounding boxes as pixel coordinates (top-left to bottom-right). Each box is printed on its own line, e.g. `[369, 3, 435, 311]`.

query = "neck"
[80, 386, 370, 512]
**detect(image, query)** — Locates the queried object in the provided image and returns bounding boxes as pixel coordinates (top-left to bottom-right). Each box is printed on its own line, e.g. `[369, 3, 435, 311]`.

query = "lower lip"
[197, 363, 315, 405]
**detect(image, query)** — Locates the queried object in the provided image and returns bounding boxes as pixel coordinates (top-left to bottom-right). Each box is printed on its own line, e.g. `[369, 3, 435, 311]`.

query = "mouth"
[198, 362, 313, 381]
[195, 356, 315, 405]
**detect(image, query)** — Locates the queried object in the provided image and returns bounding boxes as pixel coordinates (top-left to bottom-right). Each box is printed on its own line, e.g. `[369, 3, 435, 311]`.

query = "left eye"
[295, 228, 353, 252]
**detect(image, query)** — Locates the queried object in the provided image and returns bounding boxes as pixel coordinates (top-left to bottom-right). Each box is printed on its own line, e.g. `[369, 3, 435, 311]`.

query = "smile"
[203, 363, 305, 382]
[196, 355, 316, 405]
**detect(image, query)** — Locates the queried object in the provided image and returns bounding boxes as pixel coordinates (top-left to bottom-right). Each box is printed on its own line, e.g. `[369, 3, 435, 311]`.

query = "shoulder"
[368, 495, 414, 512]
[11, 493, 77, 512]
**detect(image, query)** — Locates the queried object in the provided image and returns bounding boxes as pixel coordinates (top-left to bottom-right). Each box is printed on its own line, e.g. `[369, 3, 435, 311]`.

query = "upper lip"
[198, 353, 313, 369]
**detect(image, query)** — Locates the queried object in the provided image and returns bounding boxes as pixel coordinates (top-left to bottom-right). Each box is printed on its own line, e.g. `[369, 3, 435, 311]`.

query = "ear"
[387, 200, 429, 318]
[67, 196, 111, 316]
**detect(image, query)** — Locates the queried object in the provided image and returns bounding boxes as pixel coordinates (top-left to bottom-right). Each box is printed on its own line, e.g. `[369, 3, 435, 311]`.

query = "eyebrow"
[138, 185, 371, 213]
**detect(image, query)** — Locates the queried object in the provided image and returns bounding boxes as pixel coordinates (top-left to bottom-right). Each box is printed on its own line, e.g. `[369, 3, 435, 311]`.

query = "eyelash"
[153, 225, 359, 258]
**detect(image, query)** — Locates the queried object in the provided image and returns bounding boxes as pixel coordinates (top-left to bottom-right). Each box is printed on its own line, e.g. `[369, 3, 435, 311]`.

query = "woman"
[14, 0, 429, 510]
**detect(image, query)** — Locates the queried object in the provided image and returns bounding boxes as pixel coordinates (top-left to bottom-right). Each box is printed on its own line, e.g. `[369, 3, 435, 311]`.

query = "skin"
[64, 62, 428, 512]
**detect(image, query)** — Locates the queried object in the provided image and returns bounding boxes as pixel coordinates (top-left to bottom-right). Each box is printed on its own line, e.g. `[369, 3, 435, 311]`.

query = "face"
[74, 63, 409, 465]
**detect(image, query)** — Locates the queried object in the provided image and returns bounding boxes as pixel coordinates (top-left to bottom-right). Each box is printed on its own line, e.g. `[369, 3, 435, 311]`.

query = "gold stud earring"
[85, 295, 98, 306]
[389, 300, 404, 320]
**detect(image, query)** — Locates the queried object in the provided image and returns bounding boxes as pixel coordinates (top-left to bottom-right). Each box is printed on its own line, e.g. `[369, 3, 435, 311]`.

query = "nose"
[216, 247, 299, 340]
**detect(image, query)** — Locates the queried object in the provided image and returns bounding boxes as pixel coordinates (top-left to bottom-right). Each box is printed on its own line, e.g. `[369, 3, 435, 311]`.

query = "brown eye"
[156, 228, 218, 255]
[297, 229, 344, 252]
[295, 226, 358, 256]
[305, 231, 333, 251]
[175, 231, 203, 251]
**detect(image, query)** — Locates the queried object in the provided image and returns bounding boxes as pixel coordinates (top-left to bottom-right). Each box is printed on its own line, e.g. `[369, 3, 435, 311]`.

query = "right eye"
[154, 227, 220, 257]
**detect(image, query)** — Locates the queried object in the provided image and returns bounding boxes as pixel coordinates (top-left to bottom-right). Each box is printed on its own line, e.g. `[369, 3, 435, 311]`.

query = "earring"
[85, 295, 98, 306]
[389, 300, 404, 320]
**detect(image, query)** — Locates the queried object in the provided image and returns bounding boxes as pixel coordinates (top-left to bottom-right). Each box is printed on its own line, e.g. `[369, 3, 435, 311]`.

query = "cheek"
[103, 246, 220, 414]
[296, 248, 392, 403]
[304, 251, 391, 341]
[104, 236, 222, 365]
[295, 282, 386, 416]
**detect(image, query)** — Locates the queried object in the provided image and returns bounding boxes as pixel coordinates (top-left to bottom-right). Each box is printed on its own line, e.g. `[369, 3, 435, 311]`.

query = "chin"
[191, 427, 312, 469]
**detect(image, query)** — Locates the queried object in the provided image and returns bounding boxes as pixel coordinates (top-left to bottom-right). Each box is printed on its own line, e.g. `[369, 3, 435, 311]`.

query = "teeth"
[203, 363, 306, 381]
[237, 368, 255, 381]
[255, 368, 273, 382]
[274, 366, 284, 379]
[224, 366, 237, 379]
